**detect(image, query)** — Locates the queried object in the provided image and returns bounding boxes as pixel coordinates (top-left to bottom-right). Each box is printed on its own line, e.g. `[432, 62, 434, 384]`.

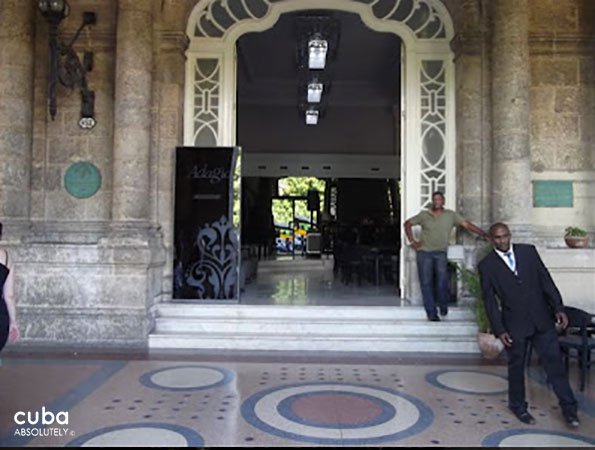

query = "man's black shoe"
[512, 410, 536, 425]
[429, 316, 441, 322]
[439, 307, 448, 316]
[563, 413, 580, 428]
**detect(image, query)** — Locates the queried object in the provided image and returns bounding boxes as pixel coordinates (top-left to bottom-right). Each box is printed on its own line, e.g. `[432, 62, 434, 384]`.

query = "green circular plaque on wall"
[64, 162, 102, 199]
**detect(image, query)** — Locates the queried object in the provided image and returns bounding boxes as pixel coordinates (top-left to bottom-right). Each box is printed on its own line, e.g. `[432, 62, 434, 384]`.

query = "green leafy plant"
[564, 226, 587, 237]
[456, 244, 494, 334]
[272, 177, 325, 226]
[456, 264, 490, 333]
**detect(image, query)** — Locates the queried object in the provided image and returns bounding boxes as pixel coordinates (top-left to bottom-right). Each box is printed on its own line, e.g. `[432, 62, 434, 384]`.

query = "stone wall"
[31, 0, 116, 223]
[528, 0, 595, 238]
[449, 0, 492, 231]
[0, 1, 34, 223]
[9, 229, 165, 348]
[4, 0, 168, 349]
[541, 247, 595, 312]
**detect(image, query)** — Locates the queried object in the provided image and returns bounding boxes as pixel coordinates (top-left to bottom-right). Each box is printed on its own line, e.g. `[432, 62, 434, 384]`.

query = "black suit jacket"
[478, 244, 564, 338]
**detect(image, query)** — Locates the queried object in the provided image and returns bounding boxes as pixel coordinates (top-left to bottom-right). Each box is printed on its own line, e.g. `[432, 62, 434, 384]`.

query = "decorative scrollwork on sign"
[186, 216, 239, 299]
[192, 0, 448, 40]
[420, 60, 446, 208]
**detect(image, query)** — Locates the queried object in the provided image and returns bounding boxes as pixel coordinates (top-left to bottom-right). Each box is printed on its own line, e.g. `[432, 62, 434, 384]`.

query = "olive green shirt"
[409, 209, 465, 252]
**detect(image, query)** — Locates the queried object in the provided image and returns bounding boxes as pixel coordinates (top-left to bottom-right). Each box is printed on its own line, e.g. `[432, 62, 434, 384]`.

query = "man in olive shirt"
[404, 192, 488, 321]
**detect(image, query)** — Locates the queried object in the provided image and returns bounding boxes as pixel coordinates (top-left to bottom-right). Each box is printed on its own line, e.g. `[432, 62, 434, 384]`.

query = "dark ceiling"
[237, 10, 402, 108]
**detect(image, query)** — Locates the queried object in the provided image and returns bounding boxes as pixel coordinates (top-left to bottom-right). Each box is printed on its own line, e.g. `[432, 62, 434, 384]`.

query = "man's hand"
[462, 221, 489, 241]
[555, 311, 569, 330]
[411, 241, 422, 251]
[498, 332, 513, 348]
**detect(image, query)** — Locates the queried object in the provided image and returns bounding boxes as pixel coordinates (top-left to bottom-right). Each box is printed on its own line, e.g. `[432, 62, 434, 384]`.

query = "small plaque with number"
[64, 162, 102, 199]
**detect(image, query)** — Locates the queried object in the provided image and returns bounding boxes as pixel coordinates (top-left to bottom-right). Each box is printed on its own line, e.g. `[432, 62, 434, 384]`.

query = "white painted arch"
[184, 0, 456, 301]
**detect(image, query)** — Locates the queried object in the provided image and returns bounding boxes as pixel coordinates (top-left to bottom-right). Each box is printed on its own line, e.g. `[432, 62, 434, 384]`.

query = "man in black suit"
[478, 223, 579, 427]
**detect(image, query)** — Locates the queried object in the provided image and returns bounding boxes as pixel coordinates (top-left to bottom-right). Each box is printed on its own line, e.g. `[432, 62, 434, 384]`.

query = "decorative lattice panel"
[193, 0, 448, 40]
[192, 58, 221, 146]
[420, 60, 446, 208]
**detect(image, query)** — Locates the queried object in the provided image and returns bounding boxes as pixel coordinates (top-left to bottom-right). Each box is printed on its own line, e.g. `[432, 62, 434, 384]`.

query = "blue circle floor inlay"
[66, 422, 205, 447]
[139, 365, 234, 391]
[241, 382, 433, 445]
[425, 370, 508, 395]
[482, 428, 595, 447]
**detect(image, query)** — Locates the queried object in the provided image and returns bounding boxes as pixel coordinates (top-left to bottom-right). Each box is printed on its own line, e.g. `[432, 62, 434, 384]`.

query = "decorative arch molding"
[183, 0, 456, 301]
[187, 0, 453, 42]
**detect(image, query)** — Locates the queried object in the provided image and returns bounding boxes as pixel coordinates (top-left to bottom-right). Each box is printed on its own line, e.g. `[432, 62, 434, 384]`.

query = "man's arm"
[532, 245, 564, 313]
[403, 219, 421, 250]
[478, 261, 507, 338]
[461, 220, 489, 240]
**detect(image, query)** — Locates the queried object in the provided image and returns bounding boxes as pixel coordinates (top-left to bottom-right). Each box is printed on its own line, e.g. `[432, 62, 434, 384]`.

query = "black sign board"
[173, 146, 239, 300]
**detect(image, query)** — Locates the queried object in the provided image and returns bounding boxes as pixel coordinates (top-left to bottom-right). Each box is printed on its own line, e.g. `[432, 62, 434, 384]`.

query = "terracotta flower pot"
[564, 236, 589, 249]
[477, 332, 504, 359]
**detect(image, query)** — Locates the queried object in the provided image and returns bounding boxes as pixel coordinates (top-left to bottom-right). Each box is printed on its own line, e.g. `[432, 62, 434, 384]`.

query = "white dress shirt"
[495, 246, 517, 275]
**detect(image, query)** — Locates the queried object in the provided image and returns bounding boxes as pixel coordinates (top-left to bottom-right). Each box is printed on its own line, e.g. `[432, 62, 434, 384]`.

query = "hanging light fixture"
[307, 80, 323, 103]
[295, 15, 340, 126]
[308, 34, 328, 69]
[295, 15, 340, 71]
[305, 108, 319, 125]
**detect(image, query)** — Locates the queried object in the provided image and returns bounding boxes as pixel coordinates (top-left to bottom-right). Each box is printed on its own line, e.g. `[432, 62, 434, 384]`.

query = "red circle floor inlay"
[290, 393, 383, 425]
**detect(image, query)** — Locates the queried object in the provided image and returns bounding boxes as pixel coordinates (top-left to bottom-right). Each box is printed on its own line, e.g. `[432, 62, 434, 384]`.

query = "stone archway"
[183, 0, 456, 301]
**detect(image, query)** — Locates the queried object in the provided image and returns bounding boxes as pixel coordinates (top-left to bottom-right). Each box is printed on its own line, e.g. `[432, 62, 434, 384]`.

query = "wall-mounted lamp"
[38, 0, 97, 129]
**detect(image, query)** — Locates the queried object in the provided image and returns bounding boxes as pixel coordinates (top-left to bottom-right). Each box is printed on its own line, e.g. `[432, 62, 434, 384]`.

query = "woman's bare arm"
[2, 249, 20, 342]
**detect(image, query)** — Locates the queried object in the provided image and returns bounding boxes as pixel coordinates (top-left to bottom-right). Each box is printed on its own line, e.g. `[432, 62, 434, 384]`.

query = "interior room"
[239, 174, 401, 305]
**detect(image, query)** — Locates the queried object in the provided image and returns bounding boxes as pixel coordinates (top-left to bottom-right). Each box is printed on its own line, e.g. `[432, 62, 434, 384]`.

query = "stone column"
[0, 1, 35, 235]
[491, 0, 532, 236]
[451, 0, 492, 236]
[152, 29, 188, 301]
[111, 0, 153, 225]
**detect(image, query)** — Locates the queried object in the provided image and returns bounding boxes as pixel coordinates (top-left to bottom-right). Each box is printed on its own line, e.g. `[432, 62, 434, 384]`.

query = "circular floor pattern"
[482, 429, 595, 447]
[241, 382, 433, 445]
[66, 423, 204, 447]
[139, 365, 234, 391]
[425, 370, 508, 395]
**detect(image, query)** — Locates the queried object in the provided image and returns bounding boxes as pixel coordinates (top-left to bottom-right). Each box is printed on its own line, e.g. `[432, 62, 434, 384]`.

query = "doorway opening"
[236, 9, 404, 306]
[185, 0, 456, 305]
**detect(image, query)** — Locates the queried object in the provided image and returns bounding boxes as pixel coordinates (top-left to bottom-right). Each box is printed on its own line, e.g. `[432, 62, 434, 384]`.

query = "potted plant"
[456, 254, 504, 359]
[564, 226, 589, 248]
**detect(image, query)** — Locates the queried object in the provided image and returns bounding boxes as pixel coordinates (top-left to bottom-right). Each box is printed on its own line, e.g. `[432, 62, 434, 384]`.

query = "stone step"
[153, 304, 475, 321]
[148, 332, 480, 353]
[149, 304, 480, 353]
[154, 317, 478, 335]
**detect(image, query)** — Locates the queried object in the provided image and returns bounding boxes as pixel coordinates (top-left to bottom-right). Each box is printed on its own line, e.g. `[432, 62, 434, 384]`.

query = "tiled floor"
[1, 350, 593, 447]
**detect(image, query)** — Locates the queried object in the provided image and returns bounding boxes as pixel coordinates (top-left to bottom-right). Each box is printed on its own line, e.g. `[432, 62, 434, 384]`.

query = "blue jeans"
[417, 250, 449, 318]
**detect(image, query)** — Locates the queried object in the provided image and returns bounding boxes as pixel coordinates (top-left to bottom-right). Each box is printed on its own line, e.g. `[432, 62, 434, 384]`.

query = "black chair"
[336, 243, 363, 286]
[558, 306, 595, 392]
